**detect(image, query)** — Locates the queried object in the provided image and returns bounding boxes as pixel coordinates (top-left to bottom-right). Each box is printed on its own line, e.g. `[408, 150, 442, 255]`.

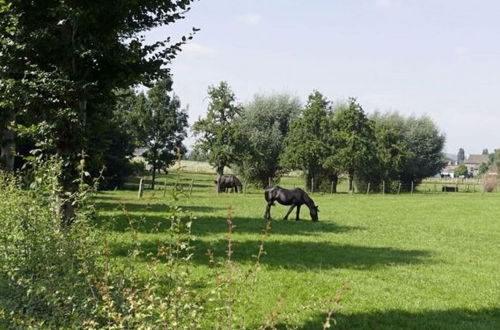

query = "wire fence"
[131, 172, 500, 198]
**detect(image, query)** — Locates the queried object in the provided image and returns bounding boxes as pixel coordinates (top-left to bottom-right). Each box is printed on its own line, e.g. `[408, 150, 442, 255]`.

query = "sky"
[147, 0, 500, 155]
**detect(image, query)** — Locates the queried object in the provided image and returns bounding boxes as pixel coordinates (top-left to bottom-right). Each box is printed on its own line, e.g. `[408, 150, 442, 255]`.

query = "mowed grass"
[95, 172, 500, 329]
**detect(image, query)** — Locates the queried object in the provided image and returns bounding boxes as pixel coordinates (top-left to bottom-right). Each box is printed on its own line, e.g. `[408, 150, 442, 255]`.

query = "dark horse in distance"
[215, 174, 243, 193]
[264, 186, 319, 221]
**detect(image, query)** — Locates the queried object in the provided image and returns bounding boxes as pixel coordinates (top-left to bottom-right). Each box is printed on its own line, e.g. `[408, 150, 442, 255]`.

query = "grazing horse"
[264, 186, 319, 221]
[215, 174, 243, 193]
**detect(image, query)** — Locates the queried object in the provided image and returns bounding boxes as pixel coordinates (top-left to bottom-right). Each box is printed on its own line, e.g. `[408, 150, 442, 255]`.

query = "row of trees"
[193, 82, 447, 193]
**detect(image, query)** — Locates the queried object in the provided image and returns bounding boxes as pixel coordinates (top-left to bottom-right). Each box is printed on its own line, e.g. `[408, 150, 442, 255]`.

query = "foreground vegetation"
[94, 172, 500, 329]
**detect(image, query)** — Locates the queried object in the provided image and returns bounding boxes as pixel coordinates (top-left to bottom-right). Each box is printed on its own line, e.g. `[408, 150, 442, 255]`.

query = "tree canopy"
[192, 81, 244, 175]
[132, 79, 188, 189]
[281, 91, 332, 191]
[237, 93, 301, 188]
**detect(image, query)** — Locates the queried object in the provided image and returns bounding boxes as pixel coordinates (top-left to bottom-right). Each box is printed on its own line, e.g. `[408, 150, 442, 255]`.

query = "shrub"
[0, 159, 203, 328]
[483, 175, 498, 193]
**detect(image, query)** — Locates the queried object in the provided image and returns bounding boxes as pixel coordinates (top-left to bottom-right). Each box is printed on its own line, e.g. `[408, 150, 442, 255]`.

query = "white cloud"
[236, 13, 262, 26]
[182, 43, 216, 56]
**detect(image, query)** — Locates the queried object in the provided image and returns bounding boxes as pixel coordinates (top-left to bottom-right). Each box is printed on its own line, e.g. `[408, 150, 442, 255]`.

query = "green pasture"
[96, 172, 500, 329]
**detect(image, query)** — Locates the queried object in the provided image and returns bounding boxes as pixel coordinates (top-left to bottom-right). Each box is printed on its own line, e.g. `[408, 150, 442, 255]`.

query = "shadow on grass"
[291, 308, 500, 329]
[95, 209, 362, 236]
[109, 238, 431, 271]
[192, 216, 365, 236]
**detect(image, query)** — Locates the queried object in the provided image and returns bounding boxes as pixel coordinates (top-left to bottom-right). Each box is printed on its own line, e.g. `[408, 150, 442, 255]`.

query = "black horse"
[264, 186, 319, 221]
[215, 174, 243, 193]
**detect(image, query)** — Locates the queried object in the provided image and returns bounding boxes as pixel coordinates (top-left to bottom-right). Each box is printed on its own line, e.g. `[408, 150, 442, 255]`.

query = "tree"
[192, 82, 244, 176]
[371, 111, 413, 192]
[133, 79, 188, 190]
[237, 93, 301, 188]
[457, 148, 465, 165]
[454, 164, 468, 177]
[401, 116, 446, 185]
[371, 113, 446, 189]
[482, 148, 489, 155]
[281, 91, 333, 191]
[0, 1, 197, 224]
[330, 98, 376, 192]
[85, 89, 139, 189]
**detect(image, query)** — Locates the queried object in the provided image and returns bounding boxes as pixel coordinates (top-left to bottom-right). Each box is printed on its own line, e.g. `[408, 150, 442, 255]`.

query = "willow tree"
[238, 93, 301, 188]
[0, 1, 197, 225]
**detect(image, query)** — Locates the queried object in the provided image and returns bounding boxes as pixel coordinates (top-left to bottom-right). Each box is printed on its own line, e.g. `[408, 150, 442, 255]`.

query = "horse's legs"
[264, 203, 272, 219]
[283, 205, 296, 220]
[295, 205, 301, 221]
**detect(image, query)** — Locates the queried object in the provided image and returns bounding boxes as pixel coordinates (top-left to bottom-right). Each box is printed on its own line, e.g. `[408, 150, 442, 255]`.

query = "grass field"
[95, 172, 500, 329]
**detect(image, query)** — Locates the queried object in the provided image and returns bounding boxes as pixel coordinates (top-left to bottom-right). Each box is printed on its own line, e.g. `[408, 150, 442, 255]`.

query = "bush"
[483, 175, 498, 193]
[0, 159, 203, 328]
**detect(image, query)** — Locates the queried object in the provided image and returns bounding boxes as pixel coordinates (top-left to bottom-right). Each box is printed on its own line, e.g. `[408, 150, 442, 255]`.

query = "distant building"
[464, 154, 489, 175]
[440, 165, 458, 178]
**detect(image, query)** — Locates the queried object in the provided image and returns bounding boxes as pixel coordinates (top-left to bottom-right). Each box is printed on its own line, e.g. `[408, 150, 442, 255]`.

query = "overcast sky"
[147, 0, 500, 155]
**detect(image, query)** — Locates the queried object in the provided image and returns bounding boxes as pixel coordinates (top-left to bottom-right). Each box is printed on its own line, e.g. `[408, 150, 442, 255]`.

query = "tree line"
[192, 82, 447, 193]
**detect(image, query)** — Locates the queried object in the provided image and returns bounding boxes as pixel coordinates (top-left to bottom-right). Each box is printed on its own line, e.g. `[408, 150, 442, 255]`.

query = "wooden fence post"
[366, 183, 371, 195]
[382, 181, 385, 195]
[163, 178, 167, 197]
[311, 178, 314, 193]
[331, 181, 334, 194]
[397, 182, 401, 195]
[189, 179, 194, 197]
[411, 181, 414, 195]
[138, 178, 144, 198]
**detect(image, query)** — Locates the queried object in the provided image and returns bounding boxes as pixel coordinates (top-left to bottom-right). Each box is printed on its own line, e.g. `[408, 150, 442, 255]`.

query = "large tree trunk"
[0, 110, 16, 171]
[330, 173, 339, 193]
[348, 172, 354, 193]
[55, 152, 79, 227]
[151, 163, 157, 190]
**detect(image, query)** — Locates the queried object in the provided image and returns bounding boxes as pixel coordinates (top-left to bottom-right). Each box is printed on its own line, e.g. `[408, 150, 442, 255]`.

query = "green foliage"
[186, 146, 210, 162]
[371, 112, 446, 191]
[478, 149, 500, 176]
[132, 79, 188, 189]
[281, 91, 333, 191]
[330, 98, 376, 192]
[454, 164, 468, 177]
[192, 81, 244, 175]
[237, 93, 301, 187]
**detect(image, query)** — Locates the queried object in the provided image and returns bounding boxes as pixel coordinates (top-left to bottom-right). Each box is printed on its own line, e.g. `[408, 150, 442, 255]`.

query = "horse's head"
[310, 205, 319, 222]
